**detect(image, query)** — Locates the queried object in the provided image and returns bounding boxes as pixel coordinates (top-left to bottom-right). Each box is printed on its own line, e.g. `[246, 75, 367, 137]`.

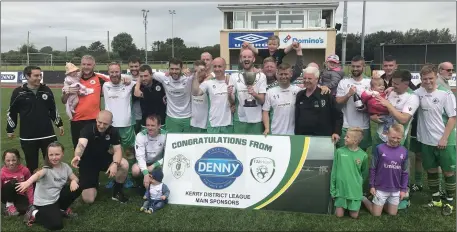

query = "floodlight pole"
[169, 10, 176, 58]
[142, 9, 149, 64]
[361, 1, 366, 57]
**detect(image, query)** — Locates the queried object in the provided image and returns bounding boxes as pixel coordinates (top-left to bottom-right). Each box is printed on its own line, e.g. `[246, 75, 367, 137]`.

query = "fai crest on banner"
[250, 157, 275, 183]
[168, 154, 190, 179]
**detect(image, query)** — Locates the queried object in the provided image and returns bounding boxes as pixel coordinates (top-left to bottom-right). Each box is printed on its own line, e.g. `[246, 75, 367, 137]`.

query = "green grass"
[0, 87, 455, 231]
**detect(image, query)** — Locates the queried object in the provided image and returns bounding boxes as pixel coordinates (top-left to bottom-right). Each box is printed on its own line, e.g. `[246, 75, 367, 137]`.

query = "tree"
[40, 46, 53, 53]
[19, 44, 38, 54]
[88, 41, 106, 54]
[165, 37, 186, 48]
[72, 46, 89, 58]
[111, 32, 138, 61]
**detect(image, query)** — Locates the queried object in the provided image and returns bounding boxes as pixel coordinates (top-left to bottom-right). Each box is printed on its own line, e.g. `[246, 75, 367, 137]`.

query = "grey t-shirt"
[33, 163, 73, 206]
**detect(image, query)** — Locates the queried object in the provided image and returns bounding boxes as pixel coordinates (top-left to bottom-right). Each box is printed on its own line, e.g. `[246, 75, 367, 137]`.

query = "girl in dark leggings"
[1, 148, 34, 216]
[16, 141, 82, 231]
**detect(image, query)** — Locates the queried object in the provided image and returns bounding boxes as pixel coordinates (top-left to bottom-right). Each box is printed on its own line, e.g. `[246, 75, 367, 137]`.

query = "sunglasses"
[444, 69, 454, 72]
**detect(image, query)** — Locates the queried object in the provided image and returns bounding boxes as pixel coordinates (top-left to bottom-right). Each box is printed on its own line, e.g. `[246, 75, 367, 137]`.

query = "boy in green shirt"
[330, 127, 368, 219]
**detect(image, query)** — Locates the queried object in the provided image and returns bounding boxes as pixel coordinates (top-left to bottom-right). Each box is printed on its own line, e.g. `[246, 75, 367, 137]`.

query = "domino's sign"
[0, 72, 18, 83]
[278, 31, 327, 49]
[228, 32, 274, 49]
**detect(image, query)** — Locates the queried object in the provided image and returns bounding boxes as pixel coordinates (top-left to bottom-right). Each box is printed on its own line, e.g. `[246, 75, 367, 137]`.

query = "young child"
[319, 54, 344, 96]
[360, 78, 394, 139]
[242, 35, 295, 66]
[16, 142, 82, 231]
[330, 127, 368, 219]
[140, 169, 170, 214]
[62, 62, 93, 120]
[1, 148, 34, 216]
[362, 124, 409, 216]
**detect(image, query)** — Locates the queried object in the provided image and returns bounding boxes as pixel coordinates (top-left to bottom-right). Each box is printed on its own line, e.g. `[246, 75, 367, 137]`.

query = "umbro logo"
[234, 34, 268, 44]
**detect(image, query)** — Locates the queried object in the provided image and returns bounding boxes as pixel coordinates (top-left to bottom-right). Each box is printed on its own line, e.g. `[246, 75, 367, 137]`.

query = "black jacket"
[294, 87, 343, 136]
[137, 80, 166, 125]
[6, 83, 63, 140]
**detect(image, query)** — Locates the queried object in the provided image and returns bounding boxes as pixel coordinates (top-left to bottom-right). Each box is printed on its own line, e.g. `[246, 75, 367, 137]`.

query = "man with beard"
[190, 60, 214, 133]
[103, 62, 136, 188]
[134, 65, 167, 128]
[127, 56, 143, 133]
[61, 55, 110, 149]
[380, 55, 397, 89]
[139, 58, 193, 133]
[262, 63, 302, 135]
[294, 66, 342, 142]
[228, 49, 267, 134]
[263, 42, 303, 90]
[336, 55, 372, 151]
[192, 57, 233, 133]
[437, 62, 454, 90]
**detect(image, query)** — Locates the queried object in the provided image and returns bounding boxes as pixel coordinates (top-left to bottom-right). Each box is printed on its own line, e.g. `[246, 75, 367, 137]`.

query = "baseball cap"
[151, 169, 164, 183]
[326, 54, 340, 64]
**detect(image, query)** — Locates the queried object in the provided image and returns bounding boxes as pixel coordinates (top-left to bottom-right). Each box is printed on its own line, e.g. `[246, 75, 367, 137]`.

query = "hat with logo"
[65, 62, 80, 75]
[326, 54, 340, 64]
[151, 169, 164, 183]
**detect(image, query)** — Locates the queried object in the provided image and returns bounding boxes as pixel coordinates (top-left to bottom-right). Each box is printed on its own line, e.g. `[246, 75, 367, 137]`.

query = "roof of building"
[217, 2, 339, 11]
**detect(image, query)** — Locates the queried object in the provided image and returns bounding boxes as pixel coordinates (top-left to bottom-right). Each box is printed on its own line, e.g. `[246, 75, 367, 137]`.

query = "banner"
[228, 32, 274, 49]
[373, 70, 456, 87]
[0, 72, 18, 83]
[163, 134, 335, 214]
[278, 31, 327, 49]
[18, 71, 44, 84]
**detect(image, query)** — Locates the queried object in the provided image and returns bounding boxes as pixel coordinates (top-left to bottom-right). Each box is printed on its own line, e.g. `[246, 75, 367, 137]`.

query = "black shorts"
[78, 154, 113, 190]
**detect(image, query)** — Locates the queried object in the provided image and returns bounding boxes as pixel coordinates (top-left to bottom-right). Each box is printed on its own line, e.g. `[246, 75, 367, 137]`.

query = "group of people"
[2, 34, 456, 230]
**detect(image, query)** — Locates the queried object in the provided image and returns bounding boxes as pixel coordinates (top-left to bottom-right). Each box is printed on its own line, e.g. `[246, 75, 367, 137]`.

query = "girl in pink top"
[1, 148, 34, 216]
[361, 78, 394, 138]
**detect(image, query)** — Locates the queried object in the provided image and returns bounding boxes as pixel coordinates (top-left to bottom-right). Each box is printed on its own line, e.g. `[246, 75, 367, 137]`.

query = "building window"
[278, 10, 304, 29]
[234, 11, 247, 29]
[250, 11, 277, 29]
[308, 10, 322, 28]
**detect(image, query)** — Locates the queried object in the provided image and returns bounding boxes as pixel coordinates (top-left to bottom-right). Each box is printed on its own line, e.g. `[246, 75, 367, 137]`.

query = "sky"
[1, 1, 456, 52]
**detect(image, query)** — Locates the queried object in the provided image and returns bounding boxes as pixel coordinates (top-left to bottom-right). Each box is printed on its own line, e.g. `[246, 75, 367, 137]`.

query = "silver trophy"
[242, 72, 257, 107]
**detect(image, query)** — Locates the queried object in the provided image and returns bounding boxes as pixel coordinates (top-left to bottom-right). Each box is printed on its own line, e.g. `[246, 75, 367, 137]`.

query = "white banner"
[373, 70, 456, 87]
[0, 72, 18, 83]
[278, 31, 327, 49]
[163, 134, 291, 208]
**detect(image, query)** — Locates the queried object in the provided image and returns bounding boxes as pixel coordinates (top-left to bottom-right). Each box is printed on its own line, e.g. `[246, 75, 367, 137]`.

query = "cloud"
[1, 1, 455, 53]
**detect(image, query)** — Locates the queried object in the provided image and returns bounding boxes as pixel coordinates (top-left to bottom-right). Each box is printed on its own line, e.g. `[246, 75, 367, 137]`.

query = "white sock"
[5, 202, 13, 207]
[32, 210, 38, 217]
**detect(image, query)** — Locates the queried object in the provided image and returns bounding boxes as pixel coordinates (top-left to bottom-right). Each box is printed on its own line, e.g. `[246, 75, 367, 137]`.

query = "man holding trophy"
[228, 49, 267, 134]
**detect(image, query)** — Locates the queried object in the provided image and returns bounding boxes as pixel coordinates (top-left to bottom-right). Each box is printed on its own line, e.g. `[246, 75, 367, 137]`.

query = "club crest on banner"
[250, 157, 275, 183]
[168, 154, 190, 179]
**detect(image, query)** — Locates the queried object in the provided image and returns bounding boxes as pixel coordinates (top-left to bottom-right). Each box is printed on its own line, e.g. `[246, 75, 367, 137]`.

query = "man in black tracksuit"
[295, 66, 343, 143]
[6, 66, 63, 173]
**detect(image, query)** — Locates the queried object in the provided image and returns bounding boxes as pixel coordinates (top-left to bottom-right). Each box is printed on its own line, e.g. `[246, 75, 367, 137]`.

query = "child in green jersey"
[330, 127, 368, 218]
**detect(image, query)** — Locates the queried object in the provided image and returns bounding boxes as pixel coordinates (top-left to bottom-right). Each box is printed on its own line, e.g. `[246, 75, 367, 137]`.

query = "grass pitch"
[0, 87, 455, 231]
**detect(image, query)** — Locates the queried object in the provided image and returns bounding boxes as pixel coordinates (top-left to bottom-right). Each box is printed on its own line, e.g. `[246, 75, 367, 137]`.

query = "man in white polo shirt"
[228, 49, 267, 134]
[149, 58, 193, 133]
[262, 63, 301, 135]
[190, 60, 214, 133]
[192, 57, 233, 133]
[336, 55, 372, 151]
[103, 62, 136, 188]
[415, 65, 456, 216]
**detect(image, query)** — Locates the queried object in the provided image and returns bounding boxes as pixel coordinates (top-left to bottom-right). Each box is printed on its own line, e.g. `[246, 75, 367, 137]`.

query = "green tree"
[39, 46, 53, 53]
[111, 32, 138, 61]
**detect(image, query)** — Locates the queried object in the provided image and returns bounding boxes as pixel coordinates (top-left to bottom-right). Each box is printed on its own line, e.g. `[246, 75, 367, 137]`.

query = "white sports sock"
[5, 202, 13, 207]
[32, 210, 38, 217]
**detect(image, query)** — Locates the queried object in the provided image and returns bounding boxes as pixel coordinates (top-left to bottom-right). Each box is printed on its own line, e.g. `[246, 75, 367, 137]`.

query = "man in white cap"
[319, 54, 344, 96]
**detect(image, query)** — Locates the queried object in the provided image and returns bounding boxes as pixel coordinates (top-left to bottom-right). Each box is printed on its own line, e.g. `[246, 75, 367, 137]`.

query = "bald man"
[71, 110, 130, 204]
[307, 62, 319, 69]
[192, 57, 233, 133]
[438, 62, 454, 90]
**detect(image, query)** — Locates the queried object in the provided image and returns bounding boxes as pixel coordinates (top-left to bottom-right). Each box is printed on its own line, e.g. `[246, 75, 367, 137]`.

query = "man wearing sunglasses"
[437, 62, 454, 90]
